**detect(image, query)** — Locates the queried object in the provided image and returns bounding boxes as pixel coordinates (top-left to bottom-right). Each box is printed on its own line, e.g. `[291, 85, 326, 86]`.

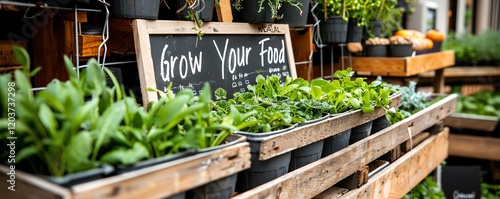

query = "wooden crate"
[78, 35, 104, 58]
[317, 128, 450, 198]
[0, 142, 251, 199]
[345, 50, 455, 77]
[444, 113, 499, 132]
[0, 41, 27, 66]
[232, 94, 457, 199]
[449, 134, 500, 161]
[255, 94, 402, 161]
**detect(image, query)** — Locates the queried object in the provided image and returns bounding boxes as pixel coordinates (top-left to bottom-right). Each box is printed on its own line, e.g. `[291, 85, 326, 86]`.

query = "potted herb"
[233, 0, 303, 23]
[363, 0, 401, 38]
[275, 0, 308, 27]
[314, 0, 348, 44]
[175, 0, 214, 22]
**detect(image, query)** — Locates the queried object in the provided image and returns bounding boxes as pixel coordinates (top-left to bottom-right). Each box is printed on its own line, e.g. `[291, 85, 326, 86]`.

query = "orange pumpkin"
[423, 38, 434, 49]
[426, 29, 445, 42]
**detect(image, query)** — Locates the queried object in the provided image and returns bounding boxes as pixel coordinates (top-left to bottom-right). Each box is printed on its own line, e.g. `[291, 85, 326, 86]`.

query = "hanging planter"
[276, 0, 310, 27]
[175, 0, 215, 22]
[347, 19, 363, 43]
[237, 0, 274, 23]
[321, 16, 348, 44]
[110, 0, 161, 20]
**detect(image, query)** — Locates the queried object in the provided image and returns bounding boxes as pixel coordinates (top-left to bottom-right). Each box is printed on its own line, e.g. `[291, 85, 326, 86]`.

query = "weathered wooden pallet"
[0, 142, 251, 199]
[316, 128, 450, 199]
[449, 134, 500, 161]
[344, 51, 455, 77]
[232, 94, 457, 199]
[444, 113, 499, 132]
[256, 94, 402, 161]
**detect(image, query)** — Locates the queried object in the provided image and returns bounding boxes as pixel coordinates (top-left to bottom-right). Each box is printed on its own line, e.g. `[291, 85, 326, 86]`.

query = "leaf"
[214, 87, 227, 100]
[350, 98, 361, 109]
[16, 146, 38, 162]
[64, 55, 77, 80]
[38, 103, 58, 138]
[91, 102, 126, 160]
[100, 143, 150, 165]
[65, 132, 95, 173]
[361, 106, 375, 113]
[13, 46, 30, 74]
[311, 85, 323, 100]
[370, 80, 382, 87]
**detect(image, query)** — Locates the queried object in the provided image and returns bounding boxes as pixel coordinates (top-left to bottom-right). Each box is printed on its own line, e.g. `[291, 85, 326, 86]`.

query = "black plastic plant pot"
[114, 150, 195, 175]
[237, 0, 274, 23]
[40, 165, 114, 187]
[321, 129, 351, 158]
[347, 19, 363, 42]
[289, 140, 324, 171]
[177, 0, 215, 21]
[167, 192, 186, 199]
[371, 116, 390, 134]
[389, 44, 413, 57]
[188, 174, 238, 199]
[321, 16, 348, 44]
[370, 20, 382, 37]
[110, 0, 161, 20]
[235, 126, 295, 192]
[365, 45, 388, 57]
[348, 121, 373, 144]
[432, 41, 443, 53]
[275, 0, 310, 27]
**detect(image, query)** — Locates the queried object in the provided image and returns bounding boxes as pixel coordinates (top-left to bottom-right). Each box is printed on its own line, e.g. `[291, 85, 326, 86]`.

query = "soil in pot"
[237, 0, 274, 23]
[289, 140, 324, 171]
[347, 19, 363, 43]
[275, 0, 310, 27]
[365, 45, 388, 57]
[321, 129, 351, 158]
[348, 121, 373, 144]
[321, 17, 348, 44]
[110, 0, 161, 20]
[389, 44, 413, 57]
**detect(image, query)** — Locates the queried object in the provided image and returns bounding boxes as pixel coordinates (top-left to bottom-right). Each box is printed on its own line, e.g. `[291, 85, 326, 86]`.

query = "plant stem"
[376, 0, 385, 20]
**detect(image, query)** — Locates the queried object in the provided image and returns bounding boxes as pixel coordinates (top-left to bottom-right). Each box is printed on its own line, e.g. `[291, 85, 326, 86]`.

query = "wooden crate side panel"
[72, 142, 251, 199]
[448, 134, 500, 161]
[347, 57, 408, 76]
[232, 95, 456, 199]
[257, 95, 402, 160]
[444, 113, 499, 132]
[406, 51, 455, 76]
[335, 128, 449, 199]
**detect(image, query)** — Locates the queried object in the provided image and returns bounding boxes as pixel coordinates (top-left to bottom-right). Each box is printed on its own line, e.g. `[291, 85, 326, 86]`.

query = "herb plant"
[403, 176, 445, 199]
[233, 0, 303, 20]
[455, 91, 500, 117]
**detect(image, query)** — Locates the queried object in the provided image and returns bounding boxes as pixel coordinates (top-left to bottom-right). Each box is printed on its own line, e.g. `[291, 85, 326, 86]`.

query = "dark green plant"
[233, 0, 303, 20]
[455, 91, 500, 117]
[482, 182, 500, 199]
[313, 0, 347, 20]
[403, 176, 445, 199]
[444, 31, 500, 66]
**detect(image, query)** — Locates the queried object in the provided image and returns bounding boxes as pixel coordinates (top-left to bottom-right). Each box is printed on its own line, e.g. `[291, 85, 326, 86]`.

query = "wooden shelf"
[419, 66, 500, 78]
[0, 142, 251, 199]
[256, 94, 401, 161]
[317, 128, 449, 199]
[344, 51, 455, 77]
[232, 94, 457, 199]
[444, 113, 499, 132]
[449, 134, 500, 161]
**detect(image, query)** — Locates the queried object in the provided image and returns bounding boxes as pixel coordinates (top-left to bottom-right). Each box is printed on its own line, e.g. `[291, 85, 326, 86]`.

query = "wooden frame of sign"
[133, 20, 297, 106]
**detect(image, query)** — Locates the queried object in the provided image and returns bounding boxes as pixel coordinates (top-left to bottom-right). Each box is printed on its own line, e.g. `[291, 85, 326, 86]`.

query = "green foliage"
[444, 31, 500, 66]
[403, 177, 445, 199]
[456, 91, 500, 117]
[482, 183, 500, 199]
[233, 0, 303, 20]
[314, 0, 347, 19]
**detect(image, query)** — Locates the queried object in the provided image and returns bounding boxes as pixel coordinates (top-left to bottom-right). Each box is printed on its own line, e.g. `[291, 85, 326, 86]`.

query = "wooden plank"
[0, 166, 72, 199]
[335, 165, 369, 189]
[133, 19, 158, 106]
[333, 128, 449, 199]
[314, 187, 349, 199]
[290, 27, 313, 81]
[60, 10, 88, 22]
[444, 113, 499, 132]
[232, 95, 456, 199]
[449, 134, 500, 161]
[215, 0, 233, 22]
[257, 94, 402, 160]
[402, 132, 430, 153]
[78, 35, 104, 57]
[433, 69, 445, 93]
[419, 67, 500, 78]
[72, 142, 250, 198]
[345, 51, 455, 77]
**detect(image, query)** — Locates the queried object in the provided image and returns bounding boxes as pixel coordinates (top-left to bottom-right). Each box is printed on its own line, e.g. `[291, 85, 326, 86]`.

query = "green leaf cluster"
[444, 31, 500, 66]
[211, 68, 396, 133]
[456, 91, 500, 117]
[482, 182, 500, 199]
[403, 177, 445, 199]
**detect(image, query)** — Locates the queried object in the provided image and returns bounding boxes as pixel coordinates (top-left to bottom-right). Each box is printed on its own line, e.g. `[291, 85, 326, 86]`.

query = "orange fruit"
[423, 38, 434, 49]
[426, 29, 445, 42]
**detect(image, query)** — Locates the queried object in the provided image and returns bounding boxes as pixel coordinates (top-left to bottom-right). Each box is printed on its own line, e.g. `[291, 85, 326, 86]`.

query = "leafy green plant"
[455, 91, 500, 117]
[444, 31, 500, 66]
[314, 0, 347, 20]
[403, 176, 445, 199]
[233, 0, 303, 20]
[482, 182, 500, 199]
[363, 0, 402, 37]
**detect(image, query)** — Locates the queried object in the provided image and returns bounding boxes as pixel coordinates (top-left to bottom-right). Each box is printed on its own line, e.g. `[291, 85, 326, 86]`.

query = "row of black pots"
[321, 17, 382, 45]
[365, 44, 413, 57]
[109, 0, 311, 28]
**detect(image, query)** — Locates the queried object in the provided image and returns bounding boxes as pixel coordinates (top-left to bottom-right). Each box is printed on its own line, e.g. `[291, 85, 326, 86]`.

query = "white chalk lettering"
[160, 44, 203, 81]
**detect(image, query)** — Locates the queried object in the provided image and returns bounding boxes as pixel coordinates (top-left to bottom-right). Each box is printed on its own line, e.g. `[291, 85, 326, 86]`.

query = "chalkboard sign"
[442, 166, 481, 199]
[133, 20, 296, 105]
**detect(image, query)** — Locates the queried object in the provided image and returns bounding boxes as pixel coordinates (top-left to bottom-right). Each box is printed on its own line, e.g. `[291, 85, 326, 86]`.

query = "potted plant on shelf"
[364, 37, 389, 57]
[110, 0, 162, 20]
[275, 0, 309, 27]
[314, 0, 348, 44]
[233, 0, 303, 23]
[363, 0, 401, 38]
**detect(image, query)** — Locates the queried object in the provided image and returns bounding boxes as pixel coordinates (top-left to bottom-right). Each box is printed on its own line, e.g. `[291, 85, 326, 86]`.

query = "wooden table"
[344, 51, 455, 93]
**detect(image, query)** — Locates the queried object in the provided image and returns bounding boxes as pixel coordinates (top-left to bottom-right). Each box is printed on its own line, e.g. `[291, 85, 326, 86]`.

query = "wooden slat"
[78, 35, 104, 57]
[257, 94, 402, 160]
[433, 69, 445, 93]
[332, 128, 449, 199]
[232, 95, 456, 199]
[449, 134, 500, 161]
[419, 67, 500, 78]
[1, 142, 250, 199]
[346, 51, 455, 77]
[444, 113, 499, 132]
[215, 0, 233, 22]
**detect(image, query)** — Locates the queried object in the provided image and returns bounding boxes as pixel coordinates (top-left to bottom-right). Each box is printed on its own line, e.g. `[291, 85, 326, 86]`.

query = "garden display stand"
[343, 50, 455, 93]
[231, 94, 457, 198]
[0, 142, 251, 198]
